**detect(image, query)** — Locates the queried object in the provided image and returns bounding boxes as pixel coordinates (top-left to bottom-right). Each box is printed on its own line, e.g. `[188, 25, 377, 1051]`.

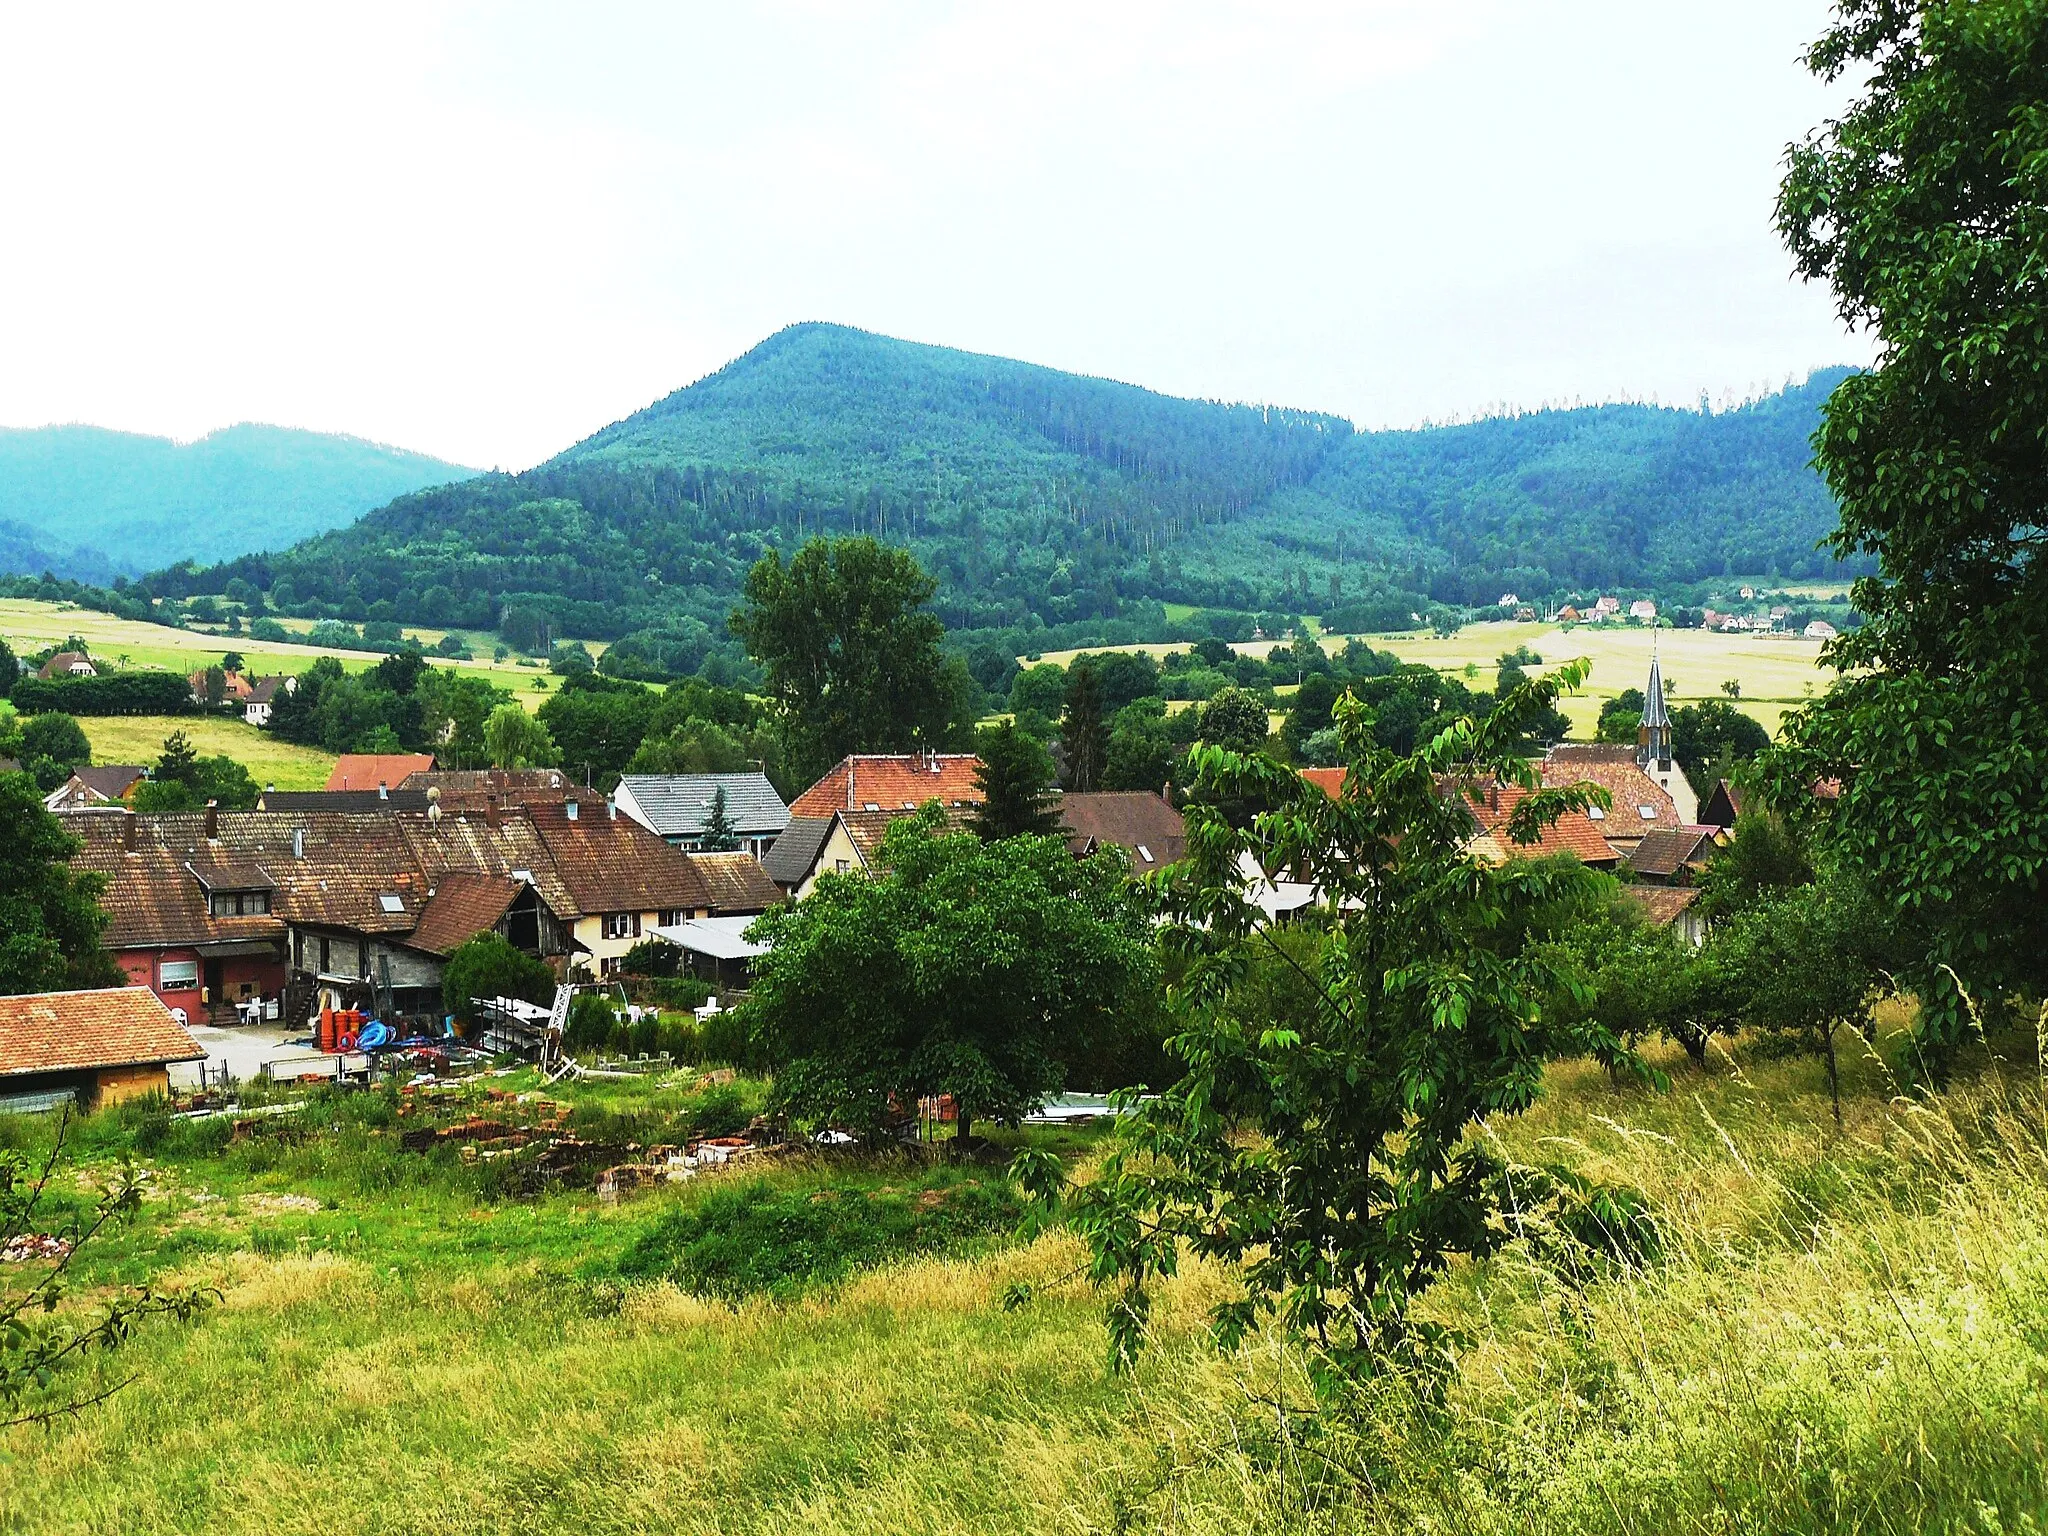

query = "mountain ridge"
[152, 323, 1857, 668]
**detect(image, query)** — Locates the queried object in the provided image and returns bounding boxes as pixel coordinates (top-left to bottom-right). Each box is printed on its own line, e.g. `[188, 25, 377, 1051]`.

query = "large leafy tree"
[730, 536, 960, 783]
[1017, 667, 1625, 1384]
[744, 807, 1154, 1150]
[970, 720, 1061, 840]
[0, 773, 121, 996]
[1771, 0, 2048, 1064]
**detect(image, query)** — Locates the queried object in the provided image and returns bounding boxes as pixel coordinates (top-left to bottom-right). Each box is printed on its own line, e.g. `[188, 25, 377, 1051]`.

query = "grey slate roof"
[617, 773, 790, 839]
[760, 816, 834, 887]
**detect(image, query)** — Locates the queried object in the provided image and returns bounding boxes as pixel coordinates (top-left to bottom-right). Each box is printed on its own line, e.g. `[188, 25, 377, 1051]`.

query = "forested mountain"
[162, 324, 1853, 669]
[0, 423, 474, 579]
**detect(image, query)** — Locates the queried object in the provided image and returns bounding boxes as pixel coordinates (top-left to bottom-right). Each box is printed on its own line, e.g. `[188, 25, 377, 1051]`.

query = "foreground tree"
[1771, 0, 2048, 1067]
[970, 720, 1061, 840]
[1017, 667, 1627, 1385]
[0, 774, 121, 996]
[730, 537, 961, 783]
[745, 807, 1154, 1150]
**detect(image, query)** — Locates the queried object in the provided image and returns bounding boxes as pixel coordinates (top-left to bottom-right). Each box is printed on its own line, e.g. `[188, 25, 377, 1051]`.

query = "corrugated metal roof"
[616, 773, 790, 837]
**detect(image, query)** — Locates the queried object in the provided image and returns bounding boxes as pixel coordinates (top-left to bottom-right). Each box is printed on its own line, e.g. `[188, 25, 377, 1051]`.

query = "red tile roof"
[405, 872, 526, 957]
[1456, 782, 1620, 866]
[1627, 826, 1722, 880]
[1058, 792, 1186, 874]
[1539, 749, 1681, 839]
[788, 755, 984, 818]
[0, 988, 204, 1076]
[1299, 768, 1347, 798]
[326, 754, 436, 792]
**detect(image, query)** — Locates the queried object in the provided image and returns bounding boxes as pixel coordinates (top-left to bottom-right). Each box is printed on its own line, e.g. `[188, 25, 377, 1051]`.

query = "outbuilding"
[0, 988, 205, 1112]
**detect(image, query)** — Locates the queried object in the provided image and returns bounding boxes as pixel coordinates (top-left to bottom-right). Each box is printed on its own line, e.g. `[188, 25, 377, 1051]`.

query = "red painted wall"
[116, 948, 285, 1020]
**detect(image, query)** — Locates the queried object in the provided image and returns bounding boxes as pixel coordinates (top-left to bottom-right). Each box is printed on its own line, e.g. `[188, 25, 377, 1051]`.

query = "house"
[1740, 585, 1757, 600]
[1626, 825, 1725, 885]
[0, 988, 204, 1111]
[325, 753, 436, 792]
[1804, 620, 1839, 641]
[189, 668, 256, 706]
[1540, 744, 1684, 852]
[1624, 886, 1708, 947]
[765, 805, 975, 899]
[244, 677, 285, 727]
[1592, 597, 1622, 617]
[614, 772, 790, 857]
[523, 796, 717, 977]
[1302, 766, 1619, 869]
[68, 809, 290, 1022]
[1497, 593, 1519, 608]
[1555, 605, 1583, 624]
[1629, 599, 1658, 622]
[36, 651, 96, 680]
[786, 752, 984, 818]
[1514, 605, 1537, 622]
[257, 787, 433, 814]
[1059, 791, 1186, 875]
[44, 764, 148, 813]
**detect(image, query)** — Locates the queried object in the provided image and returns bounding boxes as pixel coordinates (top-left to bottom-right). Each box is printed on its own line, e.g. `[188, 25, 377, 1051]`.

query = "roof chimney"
[204, 800, 219, 840]
[292, 826, 305, 860]
[378, 782, 388, 801]
[565, 798, 579, 821]
[123, 812, 138, 852]
[846, 761, 856, 811]
[607, 797, 616, 820]
[485, 801, 501, 830]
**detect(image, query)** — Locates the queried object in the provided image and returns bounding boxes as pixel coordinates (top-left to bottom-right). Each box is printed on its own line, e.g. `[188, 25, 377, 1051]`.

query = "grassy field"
[0, 600, 572, 712]
[1036, 620, 1833, 737]
[78, 715, 338, 789]
[3, 1014, 2044, 1533]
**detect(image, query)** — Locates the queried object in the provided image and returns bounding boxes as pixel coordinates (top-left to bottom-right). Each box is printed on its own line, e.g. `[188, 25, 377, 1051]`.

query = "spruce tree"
[1060, 664, 1107, 792]
[700, 785, 740, 851]
[970, 720, 1062, 841]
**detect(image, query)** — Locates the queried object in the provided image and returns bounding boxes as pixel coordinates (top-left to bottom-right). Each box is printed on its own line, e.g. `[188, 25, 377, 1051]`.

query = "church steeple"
[1638, 637, 1672, 770]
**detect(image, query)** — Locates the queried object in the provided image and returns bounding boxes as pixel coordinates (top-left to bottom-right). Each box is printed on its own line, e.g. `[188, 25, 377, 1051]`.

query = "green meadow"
[4, 1012, 2044, 1534]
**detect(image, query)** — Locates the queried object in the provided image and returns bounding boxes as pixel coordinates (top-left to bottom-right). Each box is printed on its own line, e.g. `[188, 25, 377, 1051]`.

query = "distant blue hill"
[0, 422, 475, 580]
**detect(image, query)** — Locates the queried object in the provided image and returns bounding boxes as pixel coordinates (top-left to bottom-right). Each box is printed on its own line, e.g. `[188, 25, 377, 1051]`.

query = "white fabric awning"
[649, 917, 769, 962]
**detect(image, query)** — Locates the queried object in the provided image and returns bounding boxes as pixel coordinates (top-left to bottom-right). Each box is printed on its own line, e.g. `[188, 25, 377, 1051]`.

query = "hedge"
[11, 672, 195, 716]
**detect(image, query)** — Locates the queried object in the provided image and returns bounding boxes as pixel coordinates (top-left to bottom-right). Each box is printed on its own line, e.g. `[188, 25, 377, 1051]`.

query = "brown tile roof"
[1539, 750, 1681, 839]
[69, 816, 282, 952]
[398, 808, 580, 921]
[326, 754, 436, 792]
[35, 652, 92, 680]
[788, 755, 984, 818]
[398, 768, 572, 810]
[837, 805, 973, 864]
[0, 988, 204, 1076]
[68, 766, 148, 802]
[1626, 826, 1722, 880]
[404, 872, 525, 957]
[686, 852, 785, 914]
[1058, 792, 1186, 874]
[524, 802, 710, 916]
[1456, 782, 1620, 866]
[150, 810, 428, 934]
[1624, 885, 1702, 928]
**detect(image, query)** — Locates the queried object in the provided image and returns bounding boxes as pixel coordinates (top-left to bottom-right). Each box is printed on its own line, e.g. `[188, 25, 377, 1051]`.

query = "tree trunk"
[955, 1111, 972, 1160]
[1822, 1024, 1842, 1127]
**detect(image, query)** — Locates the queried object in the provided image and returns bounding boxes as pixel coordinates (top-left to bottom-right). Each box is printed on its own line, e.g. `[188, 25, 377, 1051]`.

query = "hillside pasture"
[0, 599, 571, 711]
[78, 715, 338, 789]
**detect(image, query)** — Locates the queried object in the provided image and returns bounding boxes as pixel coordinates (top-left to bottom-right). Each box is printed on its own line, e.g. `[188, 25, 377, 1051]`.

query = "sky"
[0, 2, 1870, 471]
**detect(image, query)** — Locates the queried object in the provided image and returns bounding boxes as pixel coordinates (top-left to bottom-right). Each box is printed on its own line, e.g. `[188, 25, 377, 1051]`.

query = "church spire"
[1638, 634, 1671, 770]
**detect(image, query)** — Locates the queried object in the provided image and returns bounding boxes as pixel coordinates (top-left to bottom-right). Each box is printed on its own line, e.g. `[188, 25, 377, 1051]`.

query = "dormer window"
[210, 890, 270, 917]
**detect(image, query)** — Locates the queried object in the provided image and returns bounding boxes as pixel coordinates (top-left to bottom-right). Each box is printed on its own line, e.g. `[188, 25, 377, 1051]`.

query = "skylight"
[1638, 805, 1658, 820]
[1587, 806, 1606, 820]
[378, 894, 405, 913]
[1136, 844, 1153, 862]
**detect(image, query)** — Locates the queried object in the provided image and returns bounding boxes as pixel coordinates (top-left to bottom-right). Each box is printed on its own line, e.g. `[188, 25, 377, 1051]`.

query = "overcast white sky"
[0, 2, 1867, 471]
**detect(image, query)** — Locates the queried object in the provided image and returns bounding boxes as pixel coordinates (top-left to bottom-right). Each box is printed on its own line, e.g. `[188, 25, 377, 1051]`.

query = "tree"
[155, 731, 198, 788]
[730, 537, 957, 783]
[1015, 664, 1628, 1385]
[700, 786, 740, 851]
[483, 704, 559, 770]
[0, 637, 14, 700]
[1771, 0, 2048, 1067]
[1059, 663, 1108, 792]
[549, 642, 594, 677]
[220, 651, 245, 674]
[19, 714, 90, 792]
[1103, 701, 1181, 793]
[201, 666, 226, 709]
[1670, 699, 1769, 782]
[442, 934, 555, 1030]
[744, 807, 1154, 1151]
[0, 773, 121, 995]
[970, 720, 1061, 840]
[1595, 689, 1645, 744]
[1195, 685, 1268, 754]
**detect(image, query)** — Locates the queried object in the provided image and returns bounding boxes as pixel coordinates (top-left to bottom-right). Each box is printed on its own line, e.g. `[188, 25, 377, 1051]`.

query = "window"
[1638, 805, 1658, 821]
[379, 894, 406, 913]
[834, 859, 850, 873]
[658, 909, 686, 928]
[158, 959, 199, 990]
[210, 890, 270, 917]
[863, 802, 880, 812]
[1587, 806, 1606, 821]
[604, 912, 641, 941]
[319, 936, 331, 973]
[1135, 844, 1154, 863]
